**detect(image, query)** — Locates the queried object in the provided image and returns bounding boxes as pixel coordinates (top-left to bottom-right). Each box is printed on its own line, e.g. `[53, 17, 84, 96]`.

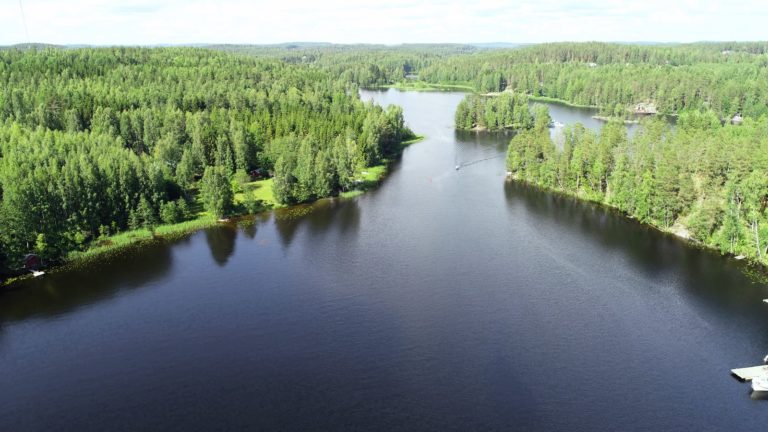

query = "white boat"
[31, 270, 45, 277]
[752, 374, 768, 392]
[455, 165, 460, 170]
[554, 121, 565, 128]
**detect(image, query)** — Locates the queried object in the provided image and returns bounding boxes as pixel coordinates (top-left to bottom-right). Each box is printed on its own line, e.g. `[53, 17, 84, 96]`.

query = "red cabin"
[23, 254, 42, 270]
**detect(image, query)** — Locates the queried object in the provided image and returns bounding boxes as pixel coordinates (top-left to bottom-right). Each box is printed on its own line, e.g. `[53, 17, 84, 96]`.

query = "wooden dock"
[731, 365, 768, 381]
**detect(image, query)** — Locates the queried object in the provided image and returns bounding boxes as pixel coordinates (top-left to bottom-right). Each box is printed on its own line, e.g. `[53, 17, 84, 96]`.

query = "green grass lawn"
[359, 165, 387, 182]
[236, 177, 279, 208]
[338, 165, 389, 198]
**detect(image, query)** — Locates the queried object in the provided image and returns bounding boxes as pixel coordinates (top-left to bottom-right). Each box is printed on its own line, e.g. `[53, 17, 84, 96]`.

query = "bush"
[160, 201, 181, 224]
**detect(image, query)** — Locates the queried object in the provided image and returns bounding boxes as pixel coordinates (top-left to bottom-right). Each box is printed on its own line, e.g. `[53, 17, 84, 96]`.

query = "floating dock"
[731, 365, 768, 381]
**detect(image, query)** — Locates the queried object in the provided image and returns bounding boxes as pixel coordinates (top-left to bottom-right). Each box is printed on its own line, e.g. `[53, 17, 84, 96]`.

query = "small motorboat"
[553, 121, 565, 128]
[31, 270, 45, 277]
[752, 374, 768, 392]
[455, 165, 460, 170]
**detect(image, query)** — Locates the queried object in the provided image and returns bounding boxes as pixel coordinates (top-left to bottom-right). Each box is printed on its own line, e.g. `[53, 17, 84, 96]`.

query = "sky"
[1, 0, 766, 46]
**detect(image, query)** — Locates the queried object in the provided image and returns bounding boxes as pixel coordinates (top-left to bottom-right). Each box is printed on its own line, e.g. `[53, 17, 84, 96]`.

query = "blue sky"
[2, 0, 765, 45]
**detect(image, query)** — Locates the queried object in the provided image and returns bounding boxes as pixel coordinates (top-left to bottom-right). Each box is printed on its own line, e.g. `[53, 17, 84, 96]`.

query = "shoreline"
[525, 95, 600, 110]
[1, 135, 426, 289]
[379, 82, 680, 123]
[370, 82, 475, 92]
[374, 82, 608, 114]
[505, 175, 768, 279]
[591, 115, 640, 124]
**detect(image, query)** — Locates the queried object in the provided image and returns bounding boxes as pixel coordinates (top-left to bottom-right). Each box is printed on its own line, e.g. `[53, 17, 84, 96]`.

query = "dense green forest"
[0, 47, 412, 273]
[505, 111, 768, 264]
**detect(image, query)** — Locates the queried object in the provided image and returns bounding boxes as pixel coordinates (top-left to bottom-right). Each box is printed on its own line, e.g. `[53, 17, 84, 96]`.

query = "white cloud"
[1, 0, 766, 45]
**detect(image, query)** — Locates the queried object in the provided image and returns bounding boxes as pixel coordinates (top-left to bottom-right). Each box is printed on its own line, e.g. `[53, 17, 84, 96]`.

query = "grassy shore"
[67, 216, 218, 263]
[400, 135, 427, 147]
[67, 177, 280, 265]
[339, 135, 425, 198]
[57, 135, 427, 269]
[5, 169, 370, 277]
[0, 135, 428, 286]
[380, 82, 475, 92]
[525, 95, 600, 109]
[339, 164, 388, 198]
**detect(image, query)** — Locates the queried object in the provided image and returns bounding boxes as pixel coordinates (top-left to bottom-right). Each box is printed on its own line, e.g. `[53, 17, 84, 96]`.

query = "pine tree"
[200, 165, 233, 219]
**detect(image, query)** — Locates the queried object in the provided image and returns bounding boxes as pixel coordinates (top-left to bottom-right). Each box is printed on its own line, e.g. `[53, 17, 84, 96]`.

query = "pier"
[731, 365, 768, 381]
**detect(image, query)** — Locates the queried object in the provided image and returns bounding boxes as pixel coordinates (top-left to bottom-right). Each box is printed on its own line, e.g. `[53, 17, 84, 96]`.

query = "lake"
[1, 89, 767, 431]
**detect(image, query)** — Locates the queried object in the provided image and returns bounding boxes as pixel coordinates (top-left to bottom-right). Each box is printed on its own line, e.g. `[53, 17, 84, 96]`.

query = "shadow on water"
[453, 130, 512, 169]
[504, 180, 768, 325]
[274, 198, 361, 250]
[241, 219, 258, 239]
[0, 241, 173, 323]
[0, 197, 362, 326]
[454, 129, 513, 149]
[306, 198, 361, 238]
[204, 225, 237, 266]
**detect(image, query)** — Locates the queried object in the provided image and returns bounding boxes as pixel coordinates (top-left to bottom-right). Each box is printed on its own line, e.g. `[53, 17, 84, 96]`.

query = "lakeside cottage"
[249, 168, 269, 179]
[23, 254, 41, 270]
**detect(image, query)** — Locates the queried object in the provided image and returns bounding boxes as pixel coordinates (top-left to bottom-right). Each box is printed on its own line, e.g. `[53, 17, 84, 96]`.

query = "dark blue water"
[1, 89, 767, 431]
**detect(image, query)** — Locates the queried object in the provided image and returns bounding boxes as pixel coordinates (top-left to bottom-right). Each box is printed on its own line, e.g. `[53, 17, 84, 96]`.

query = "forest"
[505, 111, 768, 265]
[3, 41, 768, 274]
[238, 42, 768, 119]
[0, 47, 412, 273]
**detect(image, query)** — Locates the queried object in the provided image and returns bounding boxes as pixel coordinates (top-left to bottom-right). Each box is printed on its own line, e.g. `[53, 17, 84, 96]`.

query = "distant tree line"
[226, 42, 768, 119]
[418, 42, 768, 118]
[211, 43, 478, 87]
